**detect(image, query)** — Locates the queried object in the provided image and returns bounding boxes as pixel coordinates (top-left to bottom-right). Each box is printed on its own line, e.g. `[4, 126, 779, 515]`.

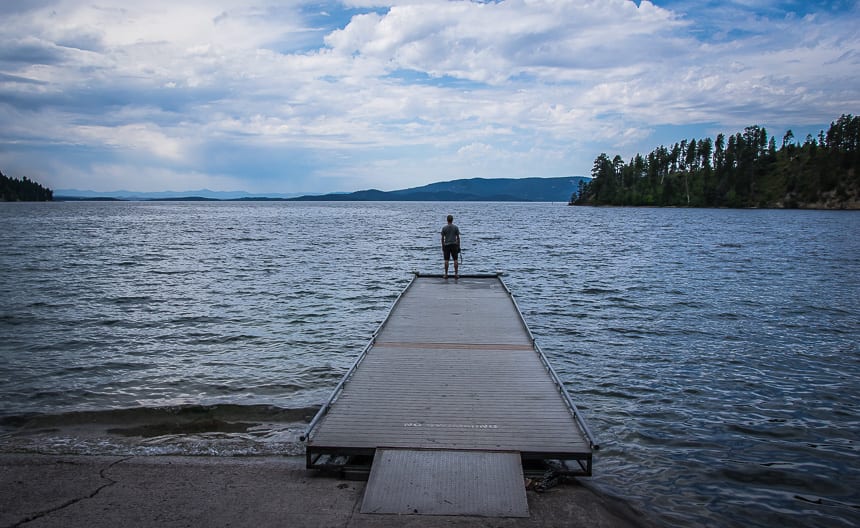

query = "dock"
[303, 273, 596, 517]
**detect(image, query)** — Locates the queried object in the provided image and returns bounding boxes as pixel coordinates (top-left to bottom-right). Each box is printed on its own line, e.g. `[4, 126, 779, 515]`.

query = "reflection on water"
[1, 201, 858, 527]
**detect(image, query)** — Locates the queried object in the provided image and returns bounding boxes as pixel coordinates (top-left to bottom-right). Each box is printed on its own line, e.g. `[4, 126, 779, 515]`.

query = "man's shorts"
[443, 243, 460, 260]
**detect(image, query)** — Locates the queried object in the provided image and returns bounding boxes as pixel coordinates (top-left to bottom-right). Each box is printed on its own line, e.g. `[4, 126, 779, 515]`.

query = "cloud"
[0, 72, 48, 84]
[0, 37, 67, 65]
[325, 0, 684, 84]
[52, 163, 248, 193]
[74, 123, 188, 161]
[0, 0, 857, 192]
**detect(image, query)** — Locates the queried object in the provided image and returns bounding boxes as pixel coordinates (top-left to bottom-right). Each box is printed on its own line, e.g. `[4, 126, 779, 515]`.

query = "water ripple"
[1, 202, 858, 527]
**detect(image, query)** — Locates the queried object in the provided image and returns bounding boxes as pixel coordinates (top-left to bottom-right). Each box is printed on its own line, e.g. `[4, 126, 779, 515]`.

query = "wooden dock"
[303, 273, 596, 516]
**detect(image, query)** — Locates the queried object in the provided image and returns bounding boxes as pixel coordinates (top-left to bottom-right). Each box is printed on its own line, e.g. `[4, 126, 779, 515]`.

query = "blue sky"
[0, 0, 857, 194]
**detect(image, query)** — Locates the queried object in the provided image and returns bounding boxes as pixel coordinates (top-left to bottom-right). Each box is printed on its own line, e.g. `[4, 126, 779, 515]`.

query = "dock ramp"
[361, 448, 528, 516]
[303, 273, 596, 517]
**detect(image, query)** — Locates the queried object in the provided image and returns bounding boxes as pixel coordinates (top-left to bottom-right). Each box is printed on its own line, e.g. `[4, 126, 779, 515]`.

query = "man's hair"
[447, 215, 453, 222]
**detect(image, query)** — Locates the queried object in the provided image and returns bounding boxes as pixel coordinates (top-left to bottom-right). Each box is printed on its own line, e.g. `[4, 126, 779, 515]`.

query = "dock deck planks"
[305, 274, 594, 474]
[360, 448, 529, 517]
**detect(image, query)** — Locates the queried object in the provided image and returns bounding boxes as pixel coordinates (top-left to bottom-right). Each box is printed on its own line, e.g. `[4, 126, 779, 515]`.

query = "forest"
[0, 170, 53, 201]
[572, 114, 860, 209]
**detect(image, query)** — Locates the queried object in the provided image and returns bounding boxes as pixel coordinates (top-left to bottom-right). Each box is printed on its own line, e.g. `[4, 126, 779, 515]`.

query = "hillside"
[1, 170, 53, 201]
[574, 114, 860, 209]
[290, 176, 589, 202]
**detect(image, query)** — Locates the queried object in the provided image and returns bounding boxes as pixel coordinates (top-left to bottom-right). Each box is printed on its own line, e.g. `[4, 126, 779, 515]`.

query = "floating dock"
[303, 273, 596, 517]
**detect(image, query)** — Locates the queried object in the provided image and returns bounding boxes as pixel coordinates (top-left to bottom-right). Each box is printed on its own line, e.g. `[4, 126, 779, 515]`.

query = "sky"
[0, 0, 858, 194]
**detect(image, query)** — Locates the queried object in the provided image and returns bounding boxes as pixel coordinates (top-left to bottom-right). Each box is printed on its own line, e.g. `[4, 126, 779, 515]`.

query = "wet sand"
[0, 454, 650, 527]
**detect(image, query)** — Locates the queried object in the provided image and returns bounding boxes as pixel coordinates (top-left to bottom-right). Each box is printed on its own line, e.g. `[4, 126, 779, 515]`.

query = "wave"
[1, 403, 319, 430]
[0, 404, 320, 457]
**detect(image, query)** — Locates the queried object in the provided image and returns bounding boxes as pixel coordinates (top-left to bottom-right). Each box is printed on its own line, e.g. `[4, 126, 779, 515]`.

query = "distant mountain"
[53, 176, 590, 202]
[54, 189, 310, 200]
[290, 176, 590, 202]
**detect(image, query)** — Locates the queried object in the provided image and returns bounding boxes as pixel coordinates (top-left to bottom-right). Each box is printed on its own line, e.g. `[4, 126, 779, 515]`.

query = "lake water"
[0, 201, 858, 527]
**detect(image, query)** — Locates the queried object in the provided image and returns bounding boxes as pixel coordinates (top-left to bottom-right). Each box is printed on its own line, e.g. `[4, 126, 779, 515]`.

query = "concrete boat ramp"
[303, 273, 597, 518]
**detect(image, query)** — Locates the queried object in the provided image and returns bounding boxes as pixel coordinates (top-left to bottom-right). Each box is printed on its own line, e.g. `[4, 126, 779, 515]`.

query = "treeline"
[573, 114, 860, 209]
[0, 170, 53, 201]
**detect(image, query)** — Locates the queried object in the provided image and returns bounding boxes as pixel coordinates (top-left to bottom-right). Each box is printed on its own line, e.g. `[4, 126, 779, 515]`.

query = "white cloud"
[31, 1, 307, 50]
[58, 163, 247, 193]
[324, 0, 684, 84]
[75, 123, 188, 161]
[0, 0, 857, 192]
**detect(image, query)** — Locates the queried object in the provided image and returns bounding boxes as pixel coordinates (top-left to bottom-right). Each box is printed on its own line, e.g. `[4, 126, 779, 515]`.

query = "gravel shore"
[0, 454, 650, 528]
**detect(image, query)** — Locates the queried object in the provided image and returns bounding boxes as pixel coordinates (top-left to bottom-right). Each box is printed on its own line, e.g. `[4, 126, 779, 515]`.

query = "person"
[441, 214, 460, 279]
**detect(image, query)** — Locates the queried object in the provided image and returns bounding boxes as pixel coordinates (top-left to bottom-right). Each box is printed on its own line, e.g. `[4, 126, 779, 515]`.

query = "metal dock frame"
[499, 276, 599, 476]
[303, 272, 596, 478]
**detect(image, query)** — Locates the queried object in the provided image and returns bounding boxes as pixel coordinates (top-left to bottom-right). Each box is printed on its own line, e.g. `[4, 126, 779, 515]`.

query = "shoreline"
[0, 453, 651, 528]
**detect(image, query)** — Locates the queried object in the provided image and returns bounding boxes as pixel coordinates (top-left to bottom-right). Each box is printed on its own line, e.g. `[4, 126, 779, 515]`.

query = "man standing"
[441, 214, 461, 279]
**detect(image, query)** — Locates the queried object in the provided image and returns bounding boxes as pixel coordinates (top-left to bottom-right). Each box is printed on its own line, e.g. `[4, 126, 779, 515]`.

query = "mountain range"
[289, 177, 588, 202]
[53, 189, 306, 200]
[55, 176, 589, 202]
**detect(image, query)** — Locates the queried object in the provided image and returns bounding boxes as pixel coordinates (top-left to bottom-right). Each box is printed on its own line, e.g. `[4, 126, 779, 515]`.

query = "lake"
[1, 201, 858, 527]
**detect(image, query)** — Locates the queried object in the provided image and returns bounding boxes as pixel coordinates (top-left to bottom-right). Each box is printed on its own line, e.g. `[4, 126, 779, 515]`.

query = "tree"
[782, 129, 795, 149]
[575, 114, 860, 209]
[587, 153, 616, 203]
[0, 170, 53, 201]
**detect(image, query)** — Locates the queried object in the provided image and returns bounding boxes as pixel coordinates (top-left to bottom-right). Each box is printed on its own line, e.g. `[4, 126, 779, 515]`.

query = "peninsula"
[573, 114, 859, 209]
[0, 170, 53, 201]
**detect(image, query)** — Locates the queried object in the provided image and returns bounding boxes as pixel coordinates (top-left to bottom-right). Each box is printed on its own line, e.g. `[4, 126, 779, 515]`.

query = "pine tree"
[0, 170, 53, 201]
[573, 114, 860, 209]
